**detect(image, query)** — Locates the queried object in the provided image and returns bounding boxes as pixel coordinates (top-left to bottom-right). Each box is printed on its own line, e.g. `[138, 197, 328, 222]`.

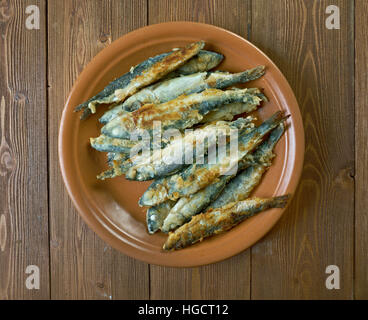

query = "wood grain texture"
[148, 0, 251, 300]
[355, 0, 368, 300]
[0, 0, 364, 300]
[150, 257, 252, 300]
[149, 0, 251, 37]
[250, 0, 355, 299]
[47, 0, 149, 299]
[0, 0, 49, 299]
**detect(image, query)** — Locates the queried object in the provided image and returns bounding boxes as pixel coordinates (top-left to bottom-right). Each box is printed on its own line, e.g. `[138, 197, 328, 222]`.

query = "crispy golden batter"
[163, 195, 290, 250]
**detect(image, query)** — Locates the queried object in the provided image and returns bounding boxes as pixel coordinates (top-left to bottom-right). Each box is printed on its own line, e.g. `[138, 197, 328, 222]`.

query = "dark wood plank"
[355, 0, 368, 300]
[150, 258, 252, 300]
[0, 0, 49, 299]
[149, 0, 251, 37]
[250, 0, 354, 299]
[47, 0, 148, 299]
[48, 0, 112, 300]
[148, 0, 251, 300]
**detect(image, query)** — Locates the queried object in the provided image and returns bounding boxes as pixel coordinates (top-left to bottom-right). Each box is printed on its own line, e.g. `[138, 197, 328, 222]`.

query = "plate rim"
[59, 21, 305, 267]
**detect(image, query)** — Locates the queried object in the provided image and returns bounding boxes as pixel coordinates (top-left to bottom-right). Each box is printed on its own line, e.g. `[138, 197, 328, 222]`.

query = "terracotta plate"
[59, 22, 304, 267]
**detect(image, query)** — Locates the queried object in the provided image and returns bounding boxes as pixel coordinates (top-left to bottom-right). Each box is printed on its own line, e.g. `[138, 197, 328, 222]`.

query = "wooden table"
[0, 0, 366, 300]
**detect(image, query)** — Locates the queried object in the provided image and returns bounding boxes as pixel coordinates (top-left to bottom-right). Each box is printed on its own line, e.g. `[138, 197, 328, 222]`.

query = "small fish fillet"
[139, 112, 285, 207]
[163, 195, 290, 251]
[101, 88, 264, 139]
[75, 41, 205, 119]
[210, 123, 285, 209]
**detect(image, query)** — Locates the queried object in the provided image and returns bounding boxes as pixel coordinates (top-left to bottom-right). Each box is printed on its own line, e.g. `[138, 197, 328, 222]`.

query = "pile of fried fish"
[75, 41, 290, 251]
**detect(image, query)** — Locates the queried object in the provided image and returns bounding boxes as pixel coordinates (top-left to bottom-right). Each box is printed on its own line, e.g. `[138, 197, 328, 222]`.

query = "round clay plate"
[59, 22, 304, 267]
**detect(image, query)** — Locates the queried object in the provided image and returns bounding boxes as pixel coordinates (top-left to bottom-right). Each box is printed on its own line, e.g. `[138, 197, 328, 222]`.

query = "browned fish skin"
[114, 41, 206, 102]
[101, 88, 263, 139]
[163, 195, 290, 251]
[90, 135, 137, 153]
[100, 66, 264, 123]
[124, 117, 256, 181]
[75, 41, 205, 119]
[168, 50, 224, 77]
[210, 123, 285, 208]
[139, 112, 285, 207]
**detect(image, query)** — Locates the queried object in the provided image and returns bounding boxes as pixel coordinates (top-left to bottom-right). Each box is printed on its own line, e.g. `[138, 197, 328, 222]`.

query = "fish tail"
[257, 111, 285, 135]
[74, 102, 88, 112]
[260, 122, 285, 152]
[251, 122, 285, 162]
[268, 123, 285, 144]
[96, 167, 124, 180]
[80, 107, 92, 120]
[239, 65, 265, 82]
[270, 194, 291, 208]
[97, 169, 115, 180]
